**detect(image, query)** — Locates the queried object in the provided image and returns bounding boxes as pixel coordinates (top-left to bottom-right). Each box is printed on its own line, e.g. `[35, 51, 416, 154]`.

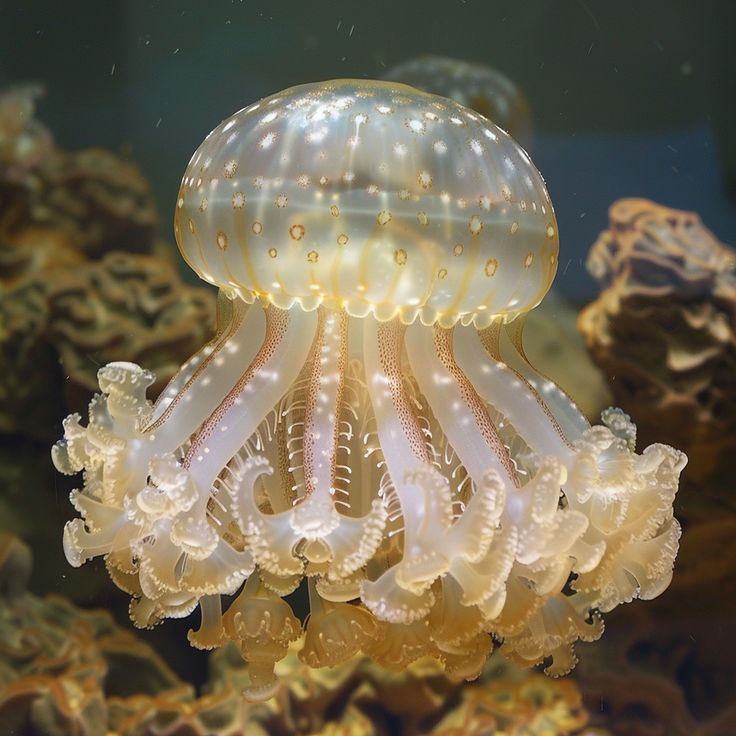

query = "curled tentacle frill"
[52, 79, 686, 698]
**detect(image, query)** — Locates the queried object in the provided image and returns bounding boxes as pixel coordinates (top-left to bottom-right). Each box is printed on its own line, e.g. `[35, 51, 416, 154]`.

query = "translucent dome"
[174, 79, 558, 328]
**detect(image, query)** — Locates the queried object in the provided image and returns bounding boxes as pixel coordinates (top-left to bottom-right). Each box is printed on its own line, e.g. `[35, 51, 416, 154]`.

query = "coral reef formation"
[578, 198, 736, 483]
[53, 81, 685, 700]
[0, 84, 216, 441]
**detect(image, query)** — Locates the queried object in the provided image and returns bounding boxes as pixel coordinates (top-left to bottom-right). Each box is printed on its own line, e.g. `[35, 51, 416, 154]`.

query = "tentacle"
[496, 318, 589, 442]
[289, 309, 348, 535]
[362, 319, 452, 596]
[184, 305, 318, 492]
[404, 321, 518, 489]
[454, 322, 573, 460]
[144, 297, 262, 451]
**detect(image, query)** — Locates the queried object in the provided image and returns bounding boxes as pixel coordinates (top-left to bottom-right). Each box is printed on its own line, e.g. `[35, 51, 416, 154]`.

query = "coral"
[45, 250, 216, 407]
[0, 534, 180, 736]
[0, 83, 217, 441]
[582, 669, 736, 736]
[578, 198, 736, 482]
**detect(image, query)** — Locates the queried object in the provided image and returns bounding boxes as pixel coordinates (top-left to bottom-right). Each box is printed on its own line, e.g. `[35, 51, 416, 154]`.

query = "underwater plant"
[52, 80, 686, 700]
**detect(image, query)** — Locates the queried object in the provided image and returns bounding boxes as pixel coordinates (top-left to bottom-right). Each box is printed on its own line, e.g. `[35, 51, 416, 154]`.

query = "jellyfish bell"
[175, 78, 555, 328]
[52, 79, 686, 700]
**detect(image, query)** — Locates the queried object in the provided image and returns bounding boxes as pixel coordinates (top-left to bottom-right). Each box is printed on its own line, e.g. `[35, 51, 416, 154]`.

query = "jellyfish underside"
[51, 79, 685, 701]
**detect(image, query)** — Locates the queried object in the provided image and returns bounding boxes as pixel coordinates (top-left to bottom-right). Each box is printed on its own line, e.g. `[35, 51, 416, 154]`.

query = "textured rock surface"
[578, 198, 736, 484]
[0, 84, 216, 441]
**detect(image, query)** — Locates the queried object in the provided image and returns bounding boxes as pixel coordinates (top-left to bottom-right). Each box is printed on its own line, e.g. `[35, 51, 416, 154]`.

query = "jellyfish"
[52, 80, 686, 700]
[384, 55, 533, 149]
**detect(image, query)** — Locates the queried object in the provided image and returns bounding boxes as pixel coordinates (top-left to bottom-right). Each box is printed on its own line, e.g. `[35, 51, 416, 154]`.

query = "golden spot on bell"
[320, 175, 330, 185]
[510, 221, 519, 235]
[367, 184, 379, 195]
[224, 159, 238, 177]
[177, 197, 184, 208]
[377, 210, 392, 226]
[253, 176, 264, 189]
[524, 251, 534, 268]
[187, 218, 195, 234]
[275, 194, 288, 208]
[337, 233, 349, 246]
[307, 250, 319, 263]
[417, 170, 433, 189]
[453, 243, 464, 256]
[398, 188, 411, 201]
[417, 212, 429, 226]
[289, 224, 305, 241]
[438, 267, 448, 279]
[546, 223, 556, 239]
[252, 221, 263, 235]
[485, 257, 498, 277]
[394, 248, 407, 265]
[469, 215, 483, 235]
[479, 195, 492, 211]
[216, 231, 228, 251]
[330, 205, 340, 217]
[232, 191, 246, 209]
[501, 185, 512, 202]
[297, 174, 311, 188]
[433, 140, 447, 155]
[268, 247, 277, 258]
[199, 197, 208, 212]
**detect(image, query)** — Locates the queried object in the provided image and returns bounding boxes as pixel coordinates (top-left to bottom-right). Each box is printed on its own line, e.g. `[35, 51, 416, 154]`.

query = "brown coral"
[0, 83, 217, 440]
[0, 535, 181, 736]
[578, 198, 736, 482]
[45, 250, 216, 410]
[0, 86, 162, 259]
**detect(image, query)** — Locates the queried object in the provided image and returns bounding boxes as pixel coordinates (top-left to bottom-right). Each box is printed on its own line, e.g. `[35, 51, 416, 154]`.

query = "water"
[1, 2, 734, 734]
